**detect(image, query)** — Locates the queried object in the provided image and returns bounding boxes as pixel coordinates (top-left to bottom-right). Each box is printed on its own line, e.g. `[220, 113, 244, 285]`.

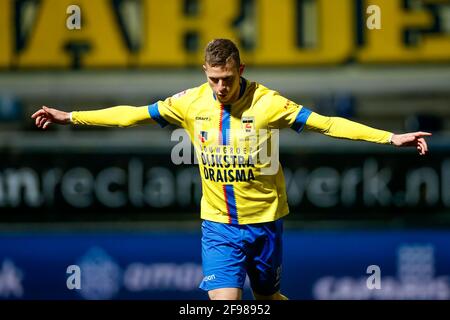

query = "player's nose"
[218, 79, 227, 89]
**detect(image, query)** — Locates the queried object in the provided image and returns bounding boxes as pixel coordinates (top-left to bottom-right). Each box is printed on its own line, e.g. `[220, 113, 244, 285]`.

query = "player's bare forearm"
[390, 132, 432, 156]
[31, 106, 70, 129]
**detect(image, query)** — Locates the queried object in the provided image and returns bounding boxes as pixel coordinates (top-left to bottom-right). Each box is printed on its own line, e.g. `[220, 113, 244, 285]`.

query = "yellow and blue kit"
[71, 78, 392, 294]
[72, 78, 392, 225]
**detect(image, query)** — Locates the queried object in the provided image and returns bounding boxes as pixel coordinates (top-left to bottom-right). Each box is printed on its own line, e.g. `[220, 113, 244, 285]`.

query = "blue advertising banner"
[283, 230, 450, 300]
[0, 230, 449, 300]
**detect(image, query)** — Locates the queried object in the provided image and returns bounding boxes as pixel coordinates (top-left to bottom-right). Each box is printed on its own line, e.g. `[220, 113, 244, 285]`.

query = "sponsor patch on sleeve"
[172, 90, 188, 99]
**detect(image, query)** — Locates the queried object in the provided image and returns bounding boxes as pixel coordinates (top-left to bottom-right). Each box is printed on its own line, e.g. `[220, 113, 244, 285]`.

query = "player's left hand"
[390, 132, 432, 156]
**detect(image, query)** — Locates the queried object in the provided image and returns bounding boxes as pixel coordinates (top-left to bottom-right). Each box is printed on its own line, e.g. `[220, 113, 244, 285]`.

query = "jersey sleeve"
[265, 91, 312, 131]
[72, 105, 155, 127]
[147, 89, 193, 128]
[305, 112, 393, 144]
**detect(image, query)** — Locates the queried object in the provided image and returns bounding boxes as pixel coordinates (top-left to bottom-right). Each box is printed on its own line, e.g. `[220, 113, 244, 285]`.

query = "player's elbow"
[117, 117, 137, 128]
[118, 122, 134, 128]
[317, 116, 334, 134]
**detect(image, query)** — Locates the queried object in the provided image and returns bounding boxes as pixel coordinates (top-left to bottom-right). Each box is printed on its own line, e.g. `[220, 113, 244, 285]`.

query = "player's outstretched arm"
[31, 106, 70, 129]
[31, 105, 153, 129]
[390, 132, 432, 156]
[304, 112, 432, 156]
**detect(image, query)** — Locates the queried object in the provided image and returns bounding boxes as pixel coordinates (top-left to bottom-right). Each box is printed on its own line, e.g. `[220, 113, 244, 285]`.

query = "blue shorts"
[199, 219, 283, 296]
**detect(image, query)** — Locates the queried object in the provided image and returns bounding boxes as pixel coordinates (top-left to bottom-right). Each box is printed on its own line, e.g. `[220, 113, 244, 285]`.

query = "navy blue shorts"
[199, 219, 283, 296]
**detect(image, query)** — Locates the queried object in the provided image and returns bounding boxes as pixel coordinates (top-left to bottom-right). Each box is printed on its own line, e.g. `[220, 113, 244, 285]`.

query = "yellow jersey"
[72, 78, 393, 224]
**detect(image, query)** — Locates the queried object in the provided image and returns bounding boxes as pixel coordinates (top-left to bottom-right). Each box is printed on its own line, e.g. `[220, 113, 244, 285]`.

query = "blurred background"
[0, 0, 449, 300]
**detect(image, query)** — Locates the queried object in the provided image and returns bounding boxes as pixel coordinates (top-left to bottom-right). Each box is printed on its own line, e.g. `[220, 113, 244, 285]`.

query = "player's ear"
[239, 63, 245, 76]
[202, 64, 207, 73]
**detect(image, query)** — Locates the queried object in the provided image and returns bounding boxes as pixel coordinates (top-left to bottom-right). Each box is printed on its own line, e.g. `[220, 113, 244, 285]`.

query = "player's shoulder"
[170, 83, 209, 100]
[250, 81, 281, 102]
[196, 82, 213, 97]
[169, 88, 194, 100]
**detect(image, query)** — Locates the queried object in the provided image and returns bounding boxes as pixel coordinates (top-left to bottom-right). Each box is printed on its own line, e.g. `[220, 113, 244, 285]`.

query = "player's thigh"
[199, 220, 247, 292]
[209, 288, 242, 300]
[246, 219, 283, 296]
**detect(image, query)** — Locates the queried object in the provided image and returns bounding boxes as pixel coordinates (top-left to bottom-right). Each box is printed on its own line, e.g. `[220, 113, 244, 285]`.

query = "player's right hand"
[31, 106, 71, 129]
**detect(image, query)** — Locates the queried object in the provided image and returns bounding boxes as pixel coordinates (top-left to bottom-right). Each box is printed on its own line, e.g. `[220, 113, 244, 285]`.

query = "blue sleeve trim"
[291, 107, 312, 133]
[148, 102, 169, 128]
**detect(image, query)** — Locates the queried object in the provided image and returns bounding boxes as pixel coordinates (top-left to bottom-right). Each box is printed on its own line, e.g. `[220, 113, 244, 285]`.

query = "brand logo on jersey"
[198, 131, 208, 143]
[195, 116, 211, 121]
[241, 117, 255, 133]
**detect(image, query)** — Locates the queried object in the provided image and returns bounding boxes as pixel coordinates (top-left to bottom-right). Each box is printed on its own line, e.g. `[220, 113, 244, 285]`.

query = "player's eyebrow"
[210, 76, 233, 81]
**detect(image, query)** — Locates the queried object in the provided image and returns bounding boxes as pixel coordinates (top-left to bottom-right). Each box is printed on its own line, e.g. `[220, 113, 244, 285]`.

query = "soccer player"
[31, 39, 431, 300]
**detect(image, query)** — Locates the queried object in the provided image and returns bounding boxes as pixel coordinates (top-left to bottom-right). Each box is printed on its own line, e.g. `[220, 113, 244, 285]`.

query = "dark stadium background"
[0, 0, 449, 300]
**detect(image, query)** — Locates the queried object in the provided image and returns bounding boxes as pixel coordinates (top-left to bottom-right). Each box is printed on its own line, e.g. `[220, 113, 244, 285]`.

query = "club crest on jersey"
[241, 116, 255, 133]
[198, 130, 208, 143]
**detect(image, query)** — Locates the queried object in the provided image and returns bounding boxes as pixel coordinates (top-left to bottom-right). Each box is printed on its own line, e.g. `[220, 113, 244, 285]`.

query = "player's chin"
[216, 94, 229, 102]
